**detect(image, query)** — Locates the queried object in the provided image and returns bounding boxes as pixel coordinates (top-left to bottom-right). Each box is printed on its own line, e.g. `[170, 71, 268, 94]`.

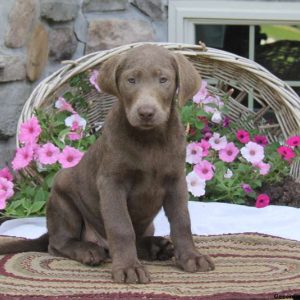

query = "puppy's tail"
[0, 233, 49, 254]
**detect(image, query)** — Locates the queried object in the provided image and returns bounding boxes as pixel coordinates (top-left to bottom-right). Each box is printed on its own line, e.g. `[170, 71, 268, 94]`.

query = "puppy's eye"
[159, 77, 168, 83]
[128, 78, 136, 84]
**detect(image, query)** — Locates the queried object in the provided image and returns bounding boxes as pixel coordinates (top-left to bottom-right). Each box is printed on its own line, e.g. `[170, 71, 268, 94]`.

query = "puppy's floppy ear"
[173, 53, 201, 107]
[98, 54, 123, 97]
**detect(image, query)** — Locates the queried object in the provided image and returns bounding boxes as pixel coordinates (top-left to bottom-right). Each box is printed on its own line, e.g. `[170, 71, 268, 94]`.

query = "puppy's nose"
[138, 106, 156, 121]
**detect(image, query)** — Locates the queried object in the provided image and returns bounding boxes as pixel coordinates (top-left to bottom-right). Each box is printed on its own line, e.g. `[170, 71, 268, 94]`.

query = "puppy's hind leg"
[136, 223, 174, 261]
[47, 189, 107, 266]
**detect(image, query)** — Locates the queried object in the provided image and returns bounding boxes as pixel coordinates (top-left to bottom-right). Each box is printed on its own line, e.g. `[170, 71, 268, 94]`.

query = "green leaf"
[87, 134, 96, 144]
[58, 128, 71, 141]
[45, 173, 56, 188]
[237, 164, 251, 173]
[30, 201, 46, 213]
[180, 105, 194, 124]
[34, 188, 47, 203]
[51, 135, 65, 148]
[214, 161, 226, 170]
[233, 197, 245, 204]
[24, 187, 35, 197]
[63, 92, 74, 101]
[195, 121, 205, 130]
[196, 110, 209, 117]
[21, 198, 32, 210]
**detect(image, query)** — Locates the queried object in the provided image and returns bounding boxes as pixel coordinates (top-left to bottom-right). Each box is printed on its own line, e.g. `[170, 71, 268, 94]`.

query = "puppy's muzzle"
[137, 105, 156, 122]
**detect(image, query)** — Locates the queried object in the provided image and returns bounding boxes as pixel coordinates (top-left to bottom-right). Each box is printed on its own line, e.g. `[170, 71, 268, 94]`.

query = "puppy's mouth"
[134, 120, 157, 130]
[138, 123, 156, 130]
[126, 107, 167, 130]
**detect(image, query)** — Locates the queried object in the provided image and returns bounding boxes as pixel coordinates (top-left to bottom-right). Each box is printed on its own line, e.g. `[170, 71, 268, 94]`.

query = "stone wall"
[0, 0, 168, 167]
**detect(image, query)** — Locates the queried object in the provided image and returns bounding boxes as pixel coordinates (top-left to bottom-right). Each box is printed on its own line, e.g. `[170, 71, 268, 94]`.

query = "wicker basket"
[17, 42, 300, 180]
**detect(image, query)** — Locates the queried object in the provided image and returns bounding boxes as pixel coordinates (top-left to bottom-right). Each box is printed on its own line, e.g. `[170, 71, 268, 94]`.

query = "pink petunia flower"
[0, 167, 13, 181]
[203, 104, 217, 114]
[67, 131, 83, 141]
[202, 96, 224, 114]
[241, 142, 264, 164]
[55, 97, 76, 113]
[219, 142, 239, 163]
[186, 171, 206, 197]
[198, 116, 209, 125]
[209, 133, 227, 151]
[224, 168, 233, 179]
[241, 183, 253, 193]
[186, 142, 203, 164]
[194, 160, 214, 181]
[223, 116, 230, 128]
[255, 194, 270, 208]
[0, 177, 14, 210]
[286, 135, 300, 147]
[188, 126, 196, 137]
[29, 142, 40, 161]
[58, 146, 84, 168]
[192, 80, 208, 104]
[11, 145, 34, 170]
[253, 161, 271, 175]
[277, 146, 296, 162]
[236, 129, 250, 144]
[19, 116, 42, 145]
[65, 114, 87, 131]
[203, 131, 213, 141]
[197, 139, 211, 157]
[253, 135, 268, 146]
[38, 143, 60, 165]
[89, 70, 101, 92]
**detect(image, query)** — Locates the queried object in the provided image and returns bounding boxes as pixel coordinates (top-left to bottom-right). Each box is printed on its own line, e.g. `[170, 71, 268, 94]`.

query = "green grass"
[260, 25, 300, 41]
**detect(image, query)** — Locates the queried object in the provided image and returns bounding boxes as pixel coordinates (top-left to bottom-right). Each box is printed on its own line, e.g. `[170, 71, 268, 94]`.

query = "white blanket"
[1, 201, 300, 241]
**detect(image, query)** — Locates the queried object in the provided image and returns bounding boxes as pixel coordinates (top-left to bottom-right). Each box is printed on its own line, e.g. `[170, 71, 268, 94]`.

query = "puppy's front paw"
[177, 251, 214, 273]
[112, 262, 150, 284]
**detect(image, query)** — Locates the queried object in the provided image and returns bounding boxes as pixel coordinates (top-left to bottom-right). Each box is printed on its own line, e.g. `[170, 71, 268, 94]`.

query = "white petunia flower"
[209, 133, 227, 151]
[186, 142, 203, 164]
[186, 171, 206, 197]
[224, 168, 233, 179]
[241, 142, 264, 164]
[65, 114, 87, 130]
[211, 111, 222, 124]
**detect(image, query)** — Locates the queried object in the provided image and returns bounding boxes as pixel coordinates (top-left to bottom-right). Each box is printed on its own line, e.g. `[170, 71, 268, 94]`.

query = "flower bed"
[0, 71, 101, 217]
[183, 81, 300, 208]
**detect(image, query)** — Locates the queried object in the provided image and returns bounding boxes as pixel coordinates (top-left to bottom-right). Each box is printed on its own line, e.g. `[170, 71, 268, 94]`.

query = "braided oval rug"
[0, 233, 300, 300]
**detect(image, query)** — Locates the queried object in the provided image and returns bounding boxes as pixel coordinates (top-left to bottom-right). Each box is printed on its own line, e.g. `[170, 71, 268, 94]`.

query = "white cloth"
[0, 201, 300, 241]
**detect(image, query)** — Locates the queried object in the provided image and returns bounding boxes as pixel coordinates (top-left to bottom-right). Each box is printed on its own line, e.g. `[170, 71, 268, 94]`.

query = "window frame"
[168, 0, 300, 88]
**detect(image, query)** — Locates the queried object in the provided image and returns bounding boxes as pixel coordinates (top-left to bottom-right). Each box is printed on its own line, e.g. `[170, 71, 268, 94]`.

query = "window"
[168, 0, 300, 97]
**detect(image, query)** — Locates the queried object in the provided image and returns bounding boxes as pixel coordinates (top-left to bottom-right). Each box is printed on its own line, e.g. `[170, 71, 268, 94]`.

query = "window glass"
[195, 24, 250, 57]
[195, 24, 300, 96]
[255, 25, 300, 81]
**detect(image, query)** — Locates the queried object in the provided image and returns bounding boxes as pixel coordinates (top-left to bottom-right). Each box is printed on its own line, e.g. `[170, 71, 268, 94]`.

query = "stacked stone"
[0, 0, 168, 166]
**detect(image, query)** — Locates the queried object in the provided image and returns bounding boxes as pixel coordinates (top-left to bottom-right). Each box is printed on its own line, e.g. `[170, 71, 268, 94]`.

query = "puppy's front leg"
[98, 176, 150, 284]
[163, 177, 215, 273]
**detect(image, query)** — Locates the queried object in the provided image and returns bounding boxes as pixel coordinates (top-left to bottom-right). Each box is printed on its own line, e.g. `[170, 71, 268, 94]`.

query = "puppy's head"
[98, 45, 200, 130]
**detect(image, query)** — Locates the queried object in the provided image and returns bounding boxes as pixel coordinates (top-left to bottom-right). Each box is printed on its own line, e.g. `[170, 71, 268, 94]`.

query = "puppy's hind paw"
[137, 236, 174, 261]
[75, 242, 108, 266]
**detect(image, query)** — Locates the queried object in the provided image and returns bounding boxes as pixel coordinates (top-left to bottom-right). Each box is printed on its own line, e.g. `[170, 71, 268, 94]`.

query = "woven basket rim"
[17, 42, 300, 147]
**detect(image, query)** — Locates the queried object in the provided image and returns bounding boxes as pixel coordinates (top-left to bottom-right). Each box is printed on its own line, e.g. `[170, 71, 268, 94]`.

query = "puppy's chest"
[127, 169, 168, 218]
[127, 160, 178, 215]
[126, 143, 184, 213]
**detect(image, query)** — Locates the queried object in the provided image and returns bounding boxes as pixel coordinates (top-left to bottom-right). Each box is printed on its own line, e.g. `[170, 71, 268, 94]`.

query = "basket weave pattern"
[17, 42, 300, 180]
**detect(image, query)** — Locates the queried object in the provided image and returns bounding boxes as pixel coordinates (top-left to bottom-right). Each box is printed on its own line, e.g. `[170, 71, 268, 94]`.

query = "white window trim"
[168, 0, 300, 44]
